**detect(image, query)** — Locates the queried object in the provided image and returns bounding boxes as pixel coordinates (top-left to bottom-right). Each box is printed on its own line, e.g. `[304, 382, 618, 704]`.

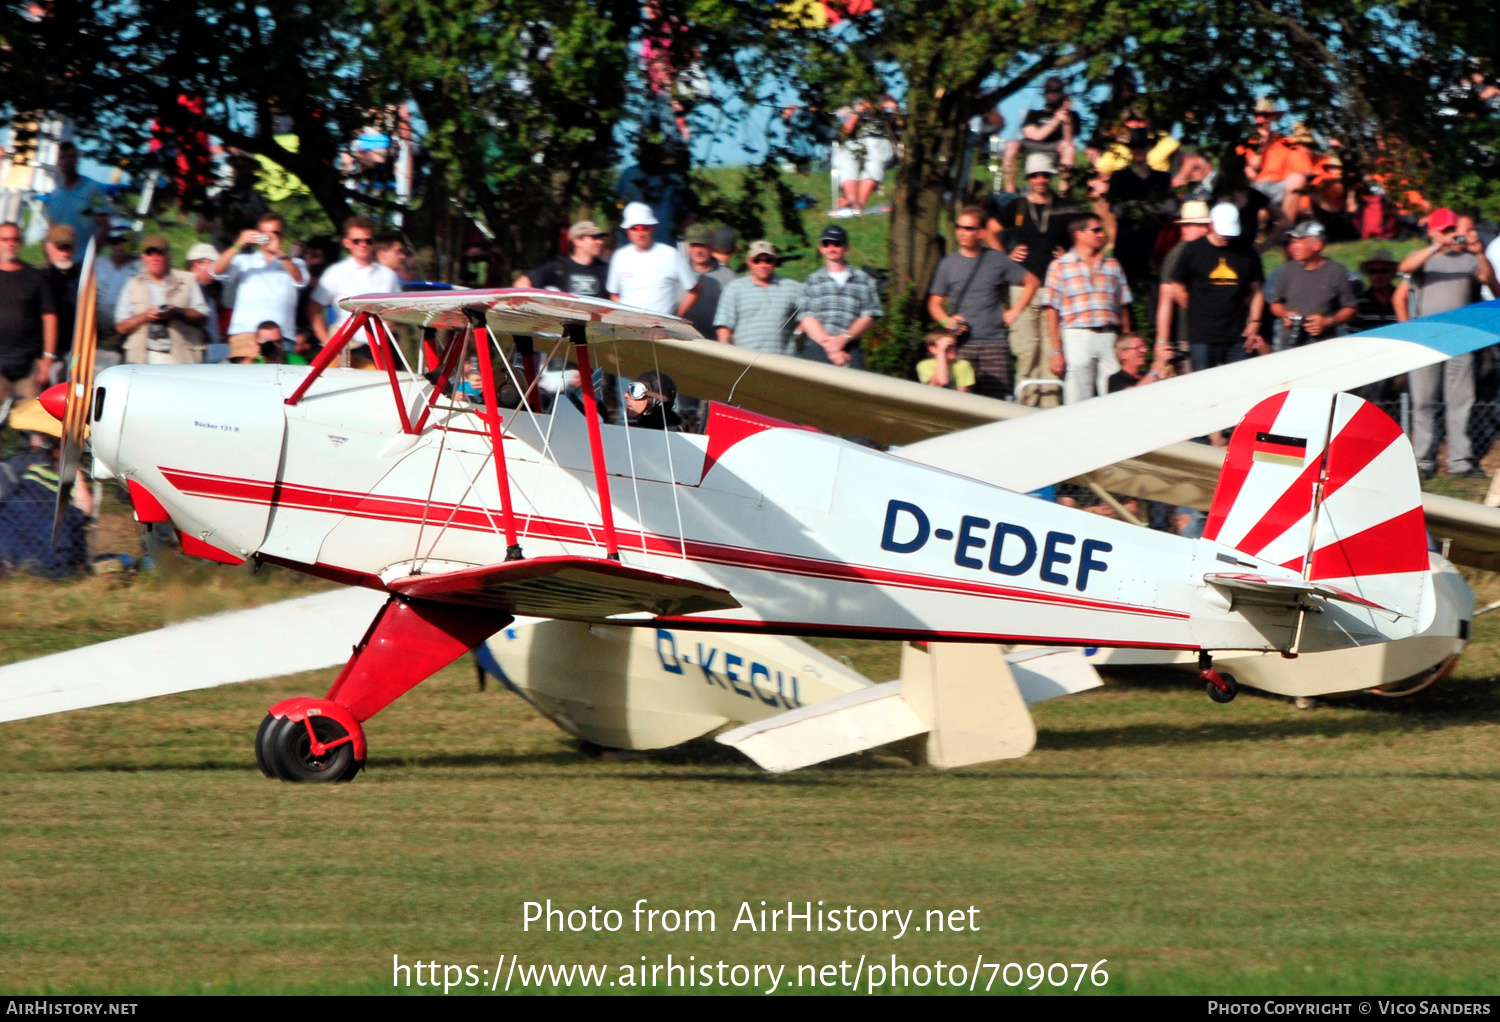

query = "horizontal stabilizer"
[719, 642, 1043, 772]
[1202, 572, 1399, 614]
[1006, 646, 1105, 703]
[388, 555, 740, 620]
[716, 681, 926, 773]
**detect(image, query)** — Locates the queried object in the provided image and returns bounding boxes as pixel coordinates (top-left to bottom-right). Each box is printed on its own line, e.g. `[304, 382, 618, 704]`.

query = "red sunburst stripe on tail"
[1203, 391, 1289, 542]
[1302, 506, 1429, 580]
[1233, 400, 1406, 560]
[1316, 399, 1407, 505]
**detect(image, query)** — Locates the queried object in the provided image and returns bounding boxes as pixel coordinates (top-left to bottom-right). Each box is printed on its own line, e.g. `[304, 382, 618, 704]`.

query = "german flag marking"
[1252, 431, 1307, 467]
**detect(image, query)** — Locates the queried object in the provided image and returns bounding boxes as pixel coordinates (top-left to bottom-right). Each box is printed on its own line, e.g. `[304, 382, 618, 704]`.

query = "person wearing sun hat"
[1155, 200, 1213, 351]
[1167, 203, 1267, 372]
[606, 201, 700, 317]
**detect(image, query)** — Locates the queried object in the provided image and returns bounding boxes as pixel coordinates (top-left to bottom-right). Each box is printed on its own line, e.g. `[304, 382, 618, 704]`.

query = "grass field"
[2, 560, 1500, 995]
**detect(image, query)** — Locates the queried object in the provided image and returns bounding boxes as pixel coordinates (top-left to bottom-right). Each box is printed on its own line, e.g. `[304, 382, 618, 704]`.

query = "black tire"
[273, 715, 359, 783]
[255, 713, 286, 779]
[1205, 672, 1239, 703]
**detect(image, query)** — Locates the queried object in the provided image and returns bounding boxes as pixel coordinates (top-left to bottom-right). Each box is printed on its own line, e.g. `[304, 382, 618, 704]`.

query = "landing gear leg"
[1199, 651, 1238, 703]
[253, 597, 510, 783]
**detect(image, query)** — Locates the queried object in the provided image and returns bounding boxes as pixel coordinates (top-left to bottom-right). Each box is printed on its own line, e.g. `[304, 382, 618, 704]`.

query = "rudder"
[1205, 389, 1430, 619]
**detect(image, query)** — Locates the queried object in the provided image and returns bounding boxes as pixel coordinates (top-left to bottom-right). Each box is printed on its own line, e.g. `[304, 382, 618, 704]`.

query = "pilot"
[623, 370, 680, 432]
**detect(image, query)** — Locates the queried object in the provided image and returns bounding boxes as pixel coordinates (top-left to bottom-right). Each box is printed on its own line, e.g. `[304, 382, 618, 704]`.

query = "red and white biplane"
[50, 287, 1445, 780]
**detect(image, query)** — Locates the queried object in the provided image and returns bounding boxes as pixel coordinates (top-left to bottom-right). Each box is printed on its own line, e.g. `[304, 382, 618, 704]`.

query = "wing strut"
[567, 322, 621, 560]
[284, 311, 369, 406]
[468, 311, 524, 561]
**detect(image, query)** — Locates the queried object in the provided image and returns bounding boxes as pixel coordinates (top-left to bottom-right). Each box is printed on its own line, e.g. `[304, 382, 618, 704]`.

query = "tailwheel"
[1202, 669, 1238, 703]
[256, 712, 363, 783]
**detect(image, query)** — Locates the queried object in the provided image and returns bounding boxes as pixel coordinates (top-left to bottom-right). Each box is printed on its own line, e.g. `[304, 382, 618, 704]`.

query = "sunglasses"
[143, 247, 168, 256]
[1080, 226, 1105, 233]
[955, 224, 982, 231]
[819, 241, 846, 248]
[750, 256, 775, 264]
[627, 382, 666, 402]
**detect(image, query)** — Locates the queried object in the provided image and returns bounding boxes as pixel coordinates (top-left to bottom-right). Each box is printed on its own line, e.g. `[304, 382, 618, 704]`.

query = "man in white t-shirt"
[212, 212, 308, 363]
[606, 202, 700, 317]
[308, 216, 402, 342]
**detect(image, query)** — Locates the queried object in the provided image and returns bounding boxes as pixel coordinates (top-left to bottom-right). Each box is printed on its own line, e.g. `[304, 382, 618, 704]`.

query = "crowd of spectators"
[6, 79, 1500, 575]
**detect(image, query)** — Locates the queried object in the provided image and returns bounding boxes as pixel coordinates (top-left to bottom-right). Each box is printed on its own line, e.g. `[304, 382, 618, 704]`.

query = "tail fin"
[1205, 390, 1430, 619]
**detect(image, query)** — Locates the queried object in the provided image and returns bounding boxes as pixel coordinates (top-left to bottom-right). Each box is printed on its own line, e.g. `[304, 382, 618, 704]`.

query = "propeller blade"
[52, 236, 99, 550]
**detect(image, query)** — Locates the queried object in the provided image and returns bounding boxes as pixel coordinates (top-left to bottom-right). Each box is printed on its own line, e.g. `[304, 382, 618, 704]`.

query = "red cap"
[39, 382, 70, 422]
[1429, 208, 1459, 233]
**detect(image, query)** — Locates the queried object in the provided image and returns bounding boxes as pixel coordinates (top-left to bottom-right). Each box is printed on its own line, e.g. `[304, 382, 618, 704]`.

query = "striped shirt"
[1041, 251, 1132, 329]
[713, 275, 805, 355]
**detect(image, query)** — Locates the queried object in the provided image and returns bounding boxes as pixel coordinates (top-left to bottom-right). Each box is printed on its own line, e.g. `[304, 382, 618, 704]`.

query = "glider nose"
[39, 382, 70, 422]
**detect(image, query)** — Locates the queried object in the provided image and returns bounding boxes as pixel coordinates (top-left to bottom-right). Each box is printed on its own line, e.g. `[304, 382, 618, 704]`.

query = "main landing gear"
[256, 703, 365, 783]
[1199, 651, 1238, 703]
[251, 596, 510, 783]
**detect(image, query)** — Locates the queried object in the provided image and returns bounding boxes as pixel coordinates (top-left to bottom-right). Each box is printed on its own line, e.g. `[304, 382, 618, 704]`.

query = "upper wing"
[896, 306, 1500, 494]
[340, 287, 705, 342]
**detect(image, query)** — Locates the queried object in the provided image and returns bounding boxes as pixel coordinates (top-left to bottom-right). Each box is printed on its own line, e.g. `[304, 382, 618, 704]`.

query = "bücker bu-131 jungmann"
[54, 289, 1439, 780]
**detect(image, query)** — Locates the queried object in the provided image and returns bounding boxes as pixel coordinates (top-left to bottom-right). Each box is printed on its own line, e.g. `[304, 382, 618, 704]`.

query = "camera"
[1285, 313, 1308, 347]
[148, 304, 171, 341]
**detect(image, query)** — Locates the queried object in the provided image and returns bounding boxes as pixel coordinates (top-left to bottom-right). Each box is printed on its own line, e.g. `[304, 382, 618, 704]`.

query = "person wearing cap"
[988, 152, 1075, 405]
[680, 224, 725, 339]
[514, 220, 611, 298]
[1265, 220, 1357, 347]
[0, 221, 57, 404]
[713, 241, 803, 356]
[213, 212, 307, 363]
[1154, 200, 1213, 353]
[1167, 203, 1266, 375]
[40, 141, 110, 250]
[927, 205, 1037, 399]
[307, 215, 402, 345]
[114, 234, 210, 365]
[1352, 250, 1400, 334]
[798, 224, 882, 368]
[41, 225, 81, 380]
[1397, 209, 1498, 479]
[1003, 77, 1080, 192]
[607, 201, 700, 317]
[184, 242, 224, 346]
[708, 227, 738, 286]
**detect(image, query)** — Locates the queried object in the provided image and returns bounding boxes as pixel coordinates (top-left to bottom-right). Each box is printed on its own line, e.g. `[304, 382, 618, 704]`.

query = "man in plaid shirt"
[798, 224, 883, 368]
[1043, 215, 1132, 403]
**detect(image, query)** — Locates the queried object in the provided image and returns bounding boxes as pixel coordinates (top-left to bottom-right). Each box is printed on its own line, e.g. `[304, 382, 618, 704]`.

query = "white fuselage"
[90, 364, 1427, 653]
